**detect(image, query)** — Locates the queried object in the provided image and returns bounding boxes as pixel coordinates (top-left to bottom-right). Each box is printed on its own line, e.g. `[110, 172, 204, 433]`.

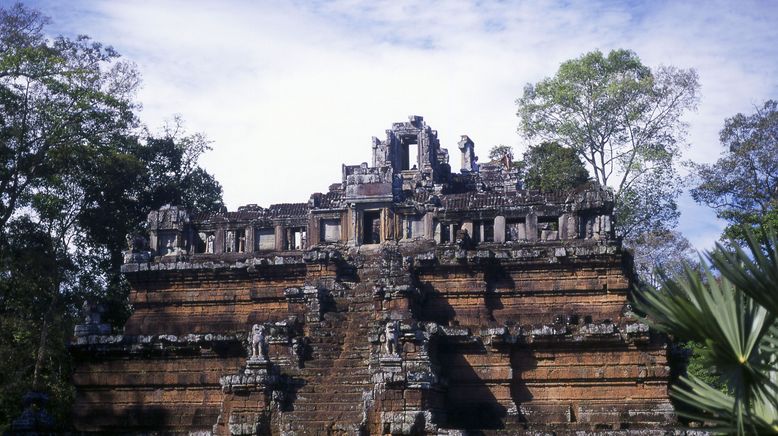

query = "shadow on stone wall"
[439, 341, 507, 430]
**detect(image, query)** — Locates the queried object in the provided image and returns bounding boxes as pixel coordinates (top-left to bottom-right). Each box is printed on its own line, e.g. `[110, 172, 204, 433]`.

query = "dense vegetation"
[0, 4, 222, 429]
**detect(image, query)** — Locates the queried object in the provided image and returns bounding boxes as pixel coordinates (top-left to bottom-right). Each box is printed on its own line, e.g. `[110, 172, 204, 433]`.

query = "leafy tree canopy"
[0, 3, 223, 430]
[0, 3, 140, 233]
[690, 99, 778, 244]
[488, 145, 515, 162]
[517, 49, 699, 241]
[521, 141, 589, 192]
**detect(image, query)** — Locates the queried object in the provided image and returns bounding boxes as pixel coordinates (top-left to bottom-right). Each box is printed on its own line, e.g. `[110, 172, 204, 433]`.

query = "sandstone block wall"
[72, 242, 674, 434]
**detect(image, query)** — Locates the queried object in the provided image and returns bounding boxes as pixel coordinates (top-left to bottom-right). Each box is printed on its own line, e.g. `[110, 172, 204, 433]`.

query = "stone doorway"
[362, 210, 381, 244]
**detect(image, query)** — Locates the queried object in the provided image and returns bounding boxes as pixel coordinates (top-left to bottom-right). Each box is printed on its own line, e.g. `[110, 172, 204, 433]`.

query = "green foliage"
[633, 232, 778, 433]
[684, 342, 728, 393]
[0, 219, 77, 428]
[488, 145, 515, 162]
[691, 100, 778, 245]
[0, 3, 224, 430]
[0, 3, 139, 232]
[517, 49, 698, 241]
[521, 141, 589, 191]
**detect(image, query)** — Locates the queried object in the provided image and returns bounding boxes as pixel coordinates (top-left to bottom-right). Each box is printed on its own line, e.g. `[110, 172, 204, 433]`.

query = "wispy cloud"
[22, 0, 778, 250]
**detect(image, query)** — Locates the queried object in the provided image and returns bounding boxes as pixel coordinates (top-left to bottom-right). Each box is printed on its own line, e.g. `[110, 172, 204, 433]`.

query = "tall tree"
[0, 3, 139, 233]
[0, 4, 224, 430]
[517, 49, 699, 241]
[521, 141, 589, 191]
[691, 100, 778, 244]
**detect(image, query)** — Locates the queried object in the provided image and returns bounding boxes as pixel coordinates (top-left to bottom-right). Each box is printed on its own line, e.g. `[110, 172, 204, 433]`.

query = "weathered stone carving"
[122, 233, 151, 262]
[456, 228, 474, 250]
[383, 320, 400, 355]
[250, 324, 267, 361]
[126, 233, 148, 252]
[73, 302, 110, 337]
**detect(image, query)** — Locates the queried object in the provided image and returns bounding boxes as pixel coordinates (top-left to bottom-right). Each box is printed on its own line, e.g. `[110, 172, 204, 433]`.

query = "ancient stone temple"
[71, 116, 675, 434]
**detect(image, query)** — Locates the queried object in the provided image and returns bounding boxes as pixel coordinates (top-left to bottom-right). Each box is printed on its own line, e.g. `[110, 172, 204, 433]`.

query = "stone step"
[301, 371, 370, 384]
[305, 357, 370, 367]
[294, 391, 365, 402]
[296, 371, 370, 380]
[294, 375, 371, 385]
[290, 402, 363, 412]
[298, 372, 371, 381]
[282, 410, 364, 424]
[295, 380, 372, 396]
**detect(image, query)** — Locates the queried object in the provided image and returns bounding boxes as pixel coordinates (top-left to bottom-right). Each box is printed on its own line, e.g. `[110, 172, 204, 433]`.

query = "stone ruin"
[71, 116, 675, 434]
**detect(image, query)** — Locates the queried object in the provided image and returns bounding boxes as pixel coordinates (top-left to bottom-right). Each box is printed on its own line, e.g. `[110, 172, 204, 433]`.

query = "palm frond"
[710, 232, 778, 315]
[633, 231, 778, 434]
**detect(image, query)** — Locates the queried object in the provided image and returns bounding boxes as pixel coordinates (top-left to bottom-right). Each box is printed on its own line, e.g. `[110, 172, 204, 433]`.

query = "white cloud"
[26, 0, 778, 251]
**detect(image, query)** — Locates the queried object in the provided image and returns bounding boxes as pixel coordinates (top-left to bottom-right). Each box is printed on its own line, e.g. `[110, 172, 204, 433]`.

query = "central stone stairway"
[276, 253, 380, 435]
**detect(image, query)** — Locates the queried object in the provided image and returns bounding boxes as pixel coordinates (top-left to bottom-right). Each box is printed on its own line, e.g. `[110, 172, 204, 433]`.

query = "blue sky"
[12, 0, 778, 251]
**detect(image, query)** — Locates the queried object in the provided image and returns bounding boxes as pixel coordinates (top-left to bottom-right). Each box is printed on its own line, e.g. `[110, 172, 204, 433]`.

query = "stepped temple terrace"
[70, 116, 675, 434]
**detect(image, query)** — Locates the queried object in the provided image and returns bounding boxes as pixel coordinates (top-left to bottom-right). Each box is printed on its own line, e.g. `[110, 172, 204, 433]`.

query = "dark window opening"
[195, 232, 207, 253]
[506, 218, 526, 242]
[404, 215, 424, 239]
[158, 232, 177, 255]
[363, 211, 381, 244]
[439, 223, 451, 243]
[483, 222, 494, 242]
[538, 216, 559, 240]
[286, 227, 307, 250]
[400, 136, 418, 170]
[579, 214, 594, 239]
[473, 220, 494, 243]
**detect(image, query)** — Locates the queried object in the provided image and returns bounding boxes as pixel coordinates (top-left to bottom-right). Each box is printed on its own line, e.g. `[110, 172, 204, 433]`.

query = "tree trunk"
[31, 290, 58, 391]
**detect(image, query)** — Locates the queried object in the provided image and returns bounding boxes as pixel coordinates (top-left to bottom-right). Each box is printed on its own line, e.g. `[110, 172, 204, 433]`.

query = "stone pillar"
[526, 213, 538, 241]
[215, 229, 224, 254]
[308, 217, 320, 246]
[457, 135, 476, 172]
[245, 226, 255, 253]
[559, 214, 569, 240]
[559, 214, 578, 240]
[148, 231, 158, 254]
[382, 208, 392, 242]
[275, 225, 284, 251]
[349, 207, 358, 246]
[424, 213, 435, 240]
[342, 211, 350, 243]
[371, 136, 383, 167]
[494, 216, 506, 243]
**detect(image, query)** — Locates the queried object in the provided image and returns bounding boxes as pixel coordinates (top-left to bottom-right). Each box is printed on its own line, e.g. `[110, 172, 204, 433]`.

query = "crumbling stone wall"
[71, 116, 675, 434]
